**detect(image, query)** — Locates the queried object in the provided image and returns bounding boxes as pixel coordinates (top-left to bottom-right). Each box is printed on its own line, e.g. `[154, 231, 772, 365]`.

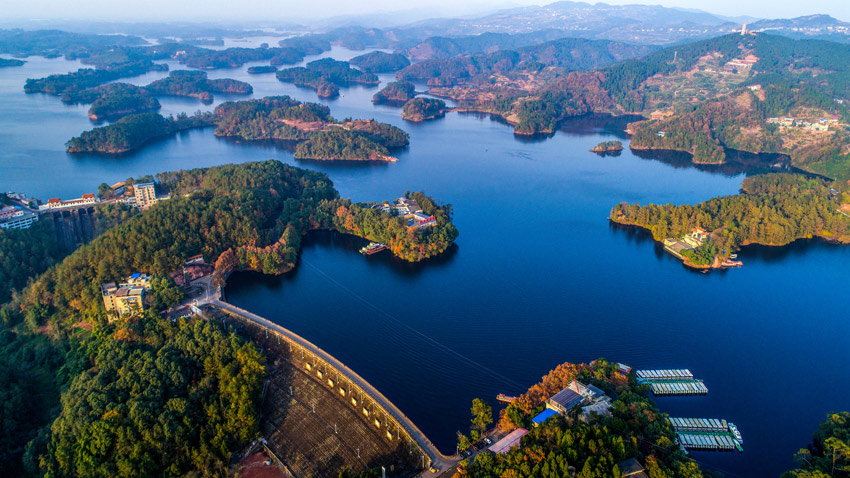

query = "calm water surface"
[2, 48, 848, 478]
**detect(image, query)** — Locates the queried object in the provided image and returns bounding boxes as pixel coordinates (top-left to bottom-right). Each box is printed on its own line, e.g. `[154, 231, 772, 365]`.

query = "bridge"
[210, 299, 458, 477]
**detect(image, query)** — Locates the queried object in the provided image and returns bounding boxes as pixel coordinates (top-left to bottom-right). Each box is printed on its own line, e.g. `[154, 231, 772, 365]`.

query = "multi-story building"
[0, 205, 39, 230]
[39, 193, 98, 211]
[133, 182, 158, 209]
[102, 273, 151, 317]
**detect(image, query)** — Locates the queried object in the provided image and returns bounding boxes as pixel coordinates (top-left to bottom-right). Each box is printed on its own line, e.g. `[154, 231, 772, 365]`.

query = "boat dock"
[670, 417, 743, 452]
[636, 369, 708, 396]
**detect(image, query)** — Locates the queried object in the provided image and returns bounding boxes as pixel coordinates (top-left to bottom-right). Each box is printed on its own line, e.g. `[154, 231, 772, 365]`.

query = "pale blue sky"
[4, 0, 849, 23]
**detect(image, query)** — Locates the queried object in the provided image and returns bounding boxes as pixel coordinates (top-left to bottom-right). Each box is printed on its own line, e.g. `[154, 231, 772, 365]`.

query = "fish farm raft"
[636, 369, 708, 396]
[670, 417, 743, 452]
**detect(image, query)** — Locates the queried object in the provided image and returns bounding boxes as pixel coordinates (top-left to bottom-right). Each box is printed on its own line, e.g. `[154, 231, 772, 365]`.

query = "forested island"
[66, 112, 215, 153]
[372, 80, 416, 104]
[349, 51, 410, 73]
[590, 140, 623, 153]
[62, 83, 161, 120]
[276, 58, 379, 98]
[145, 70, 252, 103]
[611, 174, 850, 267]
[247, 65, 278, 74]
[214, 96, 409, 161]
[24, 61, 168, 95]
[401, 97, 447, 122]
[0, 57, 24, 67]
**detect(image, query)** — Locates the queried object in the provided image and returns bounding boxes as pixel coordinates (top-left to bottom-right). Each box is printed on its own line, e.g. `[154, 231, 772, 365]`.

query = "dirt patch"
[230, 449, 287, 478]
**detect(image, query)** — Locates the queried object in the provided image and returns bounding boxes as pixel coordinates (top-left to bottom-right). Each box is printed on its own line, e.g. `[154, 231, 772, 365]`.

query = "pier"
[636, 369, 708, 396]
[670, 417, 743, 452]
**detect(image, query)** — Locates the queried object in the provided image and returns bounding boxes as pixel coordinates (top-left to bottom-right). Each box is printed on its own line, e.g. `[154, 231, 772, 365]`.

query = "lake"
[2, 46, 849, 477]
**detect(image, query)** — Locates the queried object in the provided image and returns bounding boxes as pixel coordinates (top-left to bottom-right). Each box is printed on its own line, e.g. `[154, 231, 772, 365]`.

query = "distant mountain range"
[396, 2, 850, 45]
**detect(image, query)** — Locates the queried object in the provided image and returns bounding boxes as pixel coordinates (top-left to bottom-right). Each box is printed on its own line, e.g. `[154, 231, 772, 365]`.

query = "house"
[0, 205, 38, 230]
[38, 193, 98, 211]
[617, 363, 633, 375]
[102, 282, 146, 317]
[618, 458, 649, 478]
[547, 386, 584, 414]
[683, 227, 709, 248]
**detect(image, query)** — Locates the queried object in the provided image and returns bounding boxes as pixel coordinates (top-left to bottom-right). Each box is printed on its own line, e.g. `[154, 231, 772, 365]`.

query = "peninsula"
[66, 112, 215, 154]
[372, 80, 416, 105]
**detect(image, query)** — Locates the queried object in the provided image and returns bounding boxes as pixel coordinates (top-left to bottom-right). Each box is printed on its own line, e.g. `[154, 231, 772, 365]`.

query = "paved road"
[212, 299, 460, 474]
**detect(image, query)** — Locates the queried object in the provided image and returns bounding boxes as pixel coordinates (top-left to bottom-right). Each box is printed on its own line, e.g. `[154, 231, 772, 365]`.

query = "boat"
[496, 394, 517, 403]
[721, 259, 743, 268]
[729, 254, 738, 259]
[729, 423, 742, 442]
[359, 242, 388, 255]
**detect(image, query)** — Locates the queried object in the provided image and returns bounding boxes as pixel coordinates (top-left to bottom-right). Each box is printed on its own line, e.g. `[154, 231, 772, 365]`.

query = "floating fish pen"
[636, 369, 694, 381]
[671, 418, 743, 452]
[647, 380, 707, 395]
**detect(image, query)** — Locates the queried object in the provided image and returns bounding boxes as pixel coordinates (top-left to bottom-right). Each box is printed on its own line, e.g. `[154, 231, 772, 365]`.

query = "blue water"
[2, 48, 849, 478]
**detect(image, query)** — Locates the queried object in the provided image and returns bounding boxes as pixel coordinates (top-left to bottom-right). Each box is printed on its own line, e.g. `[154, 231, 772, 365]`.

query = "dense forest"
[349, 51, 410, 73]
[0, 220, 63, 304]
[24, 61, 168, 95]
[212, 96, 408, 160]
[62, 83, 161, 120]
[465, 359, 708, 478]
[0, 29, 147, 59]
[145, 70, 252, 103]
[402, 97, 447, 121]
[40, 314, 265, 478]
[783, 412, 850, 478]
[372, 80, 416, 104]
[611, 174, 850, 256]
[247, 65, 278, 74]
[66, 112, 215, 154]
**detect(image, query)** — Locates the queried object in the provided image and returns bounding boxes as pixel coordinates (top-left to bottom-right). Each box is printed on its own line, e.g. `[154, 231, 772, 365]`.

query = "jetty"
[670, 417, 743, 452]
[636, 369, 708, 396]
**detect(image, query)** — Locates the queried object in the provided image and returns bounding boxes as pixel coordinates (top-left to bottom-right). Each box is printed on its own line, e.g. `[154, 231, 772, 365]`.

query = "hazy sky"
[5, 0, 849, 23]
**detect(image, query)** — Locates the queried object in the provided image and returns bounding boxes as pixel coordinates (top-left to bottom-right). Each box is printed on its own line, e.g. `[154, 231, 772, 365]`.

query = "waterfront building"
[0, 205, 39, 230]
[39, 193, 98, 211]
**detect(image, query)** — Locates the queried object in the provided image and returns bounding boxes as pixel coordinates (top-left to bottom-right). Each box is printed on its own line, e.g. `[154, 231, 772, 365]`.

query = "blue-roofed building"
[532, 408, 560, 426]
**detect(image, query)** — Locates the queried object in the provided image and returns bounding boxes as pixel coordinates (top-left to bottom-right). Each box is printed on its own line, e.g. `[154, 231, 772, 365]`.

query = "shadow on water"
[629, 146, 792, 178]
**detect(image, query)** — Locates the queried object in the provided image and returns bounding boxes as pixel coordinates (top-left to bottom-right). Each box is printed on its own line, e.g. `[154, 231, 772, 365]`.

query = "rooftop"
[618, 458, 647, 477]
[489, 428, 528, 454]
[548, 387, 583, 410]
[532, 408, 560, 426]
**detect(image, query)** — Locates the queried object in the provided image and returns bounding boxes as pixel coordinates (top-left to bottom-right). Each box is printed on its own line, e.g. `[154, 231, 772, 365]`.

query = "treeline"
[612, 174, 850, 253]
[66, 112, 215, 154]
[0, 29, 147, 59]
[294, 129, 390, 161]
[313, 191, 458, 261]
[349, 51, 410, 73]
[783, 411, 850, 478]
[372, 80, 415, 104]
[0, 57, 24, 67]
[470, 359, 707, 478]
[402, 97, 446, 121]
[145, 70, 253, 103]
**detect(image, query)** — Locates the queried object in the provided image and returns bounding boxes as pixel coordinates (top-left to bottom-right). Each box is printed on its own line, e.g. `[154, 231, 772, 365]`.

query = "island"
[372, 80, 416, 105]
[62, 83, 161, 120]
[349, 51, 410, 73]
[401, 97, 447, 122]
[145, 70, 253, 104]
[0, 57, 24, 67]
[276, 58, 379, 98]
[610, 174, 850, 269]
[213, 96, 408, 161]
[247, 65, 278, 74]
[66, 112, 215, 154]
[590, 140, 624, 153]
[24, 60, 168, 95]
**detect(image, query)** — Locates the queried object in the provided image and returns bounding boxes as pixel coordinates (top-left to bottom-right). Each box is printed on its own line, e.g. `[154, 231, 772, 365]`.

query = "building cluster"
[663, 227, 709, 259]
[117, 182, 168, 209]
[0, 192, 39, 230]
[101, 273, 151, 317]
[537, 379, 614, 423]
[767, 116, 843, 132]
[38, 193, 98, 212]
[376, 197, 436, 230]
[649, 110, 674, 121]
